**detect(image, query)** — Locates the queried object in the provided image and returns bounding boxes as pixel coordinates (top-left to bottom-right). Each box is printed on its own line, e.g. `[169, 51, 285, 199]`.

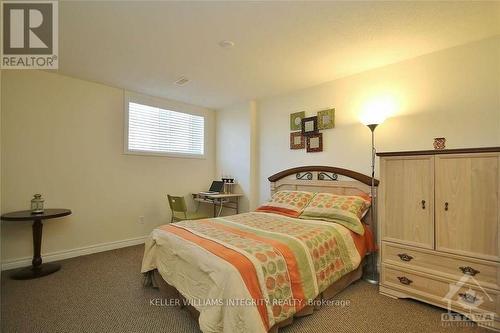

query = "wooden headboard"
[268, 166, 379, 226]
[268, 166, 378, 196]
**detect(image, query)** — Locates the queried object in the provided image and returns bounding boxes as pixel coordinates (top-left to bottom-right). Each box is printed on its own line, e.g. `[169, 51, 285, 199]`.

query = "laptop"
[199, 181, 224, 195]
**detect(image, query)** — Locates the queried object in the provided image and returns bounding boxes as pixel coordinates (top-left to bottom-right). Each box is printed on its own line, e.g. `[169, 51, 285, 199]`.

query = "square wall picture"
[290, 111, 305, 131]
[301, 116, 318, 136]
[317, 108, 335, 129]
[290, 132, 305, 149]
[306, 133, 323, 153]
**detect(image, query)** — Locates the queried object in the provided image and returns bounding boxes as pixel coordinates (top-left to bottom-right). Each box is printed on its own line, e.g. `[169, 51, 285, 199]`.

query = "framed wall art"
[290, 132, 305, 149]
[306, 133, 323, 153]
[301, 116, 318, 136]
[317, 108, 335, 129]
[290, 111, 305, 131]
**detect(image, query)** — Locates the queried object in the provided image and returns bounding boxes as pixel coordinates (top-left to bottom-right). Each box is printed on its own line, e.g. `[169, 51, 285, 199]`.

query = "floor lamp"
[362, 119, 384, 284]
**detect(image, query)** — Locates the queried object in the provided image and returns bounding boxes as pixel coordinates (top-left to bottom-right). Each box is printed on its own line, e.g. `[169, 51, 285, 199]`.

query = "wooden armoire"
[377, 147, 500, 331]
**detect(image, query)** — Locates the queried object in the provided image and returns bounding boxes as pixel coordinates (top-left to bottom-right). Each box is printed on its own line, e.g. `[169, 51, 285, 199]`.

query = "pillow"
[256, 190, 315, 217]
[299, 193, 371, 235]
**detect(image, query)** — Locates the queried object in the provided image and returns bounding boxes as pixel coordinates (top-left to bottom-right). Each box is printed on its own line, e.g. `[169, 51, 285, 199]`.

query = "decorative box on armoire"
[377, 147, 500, 331]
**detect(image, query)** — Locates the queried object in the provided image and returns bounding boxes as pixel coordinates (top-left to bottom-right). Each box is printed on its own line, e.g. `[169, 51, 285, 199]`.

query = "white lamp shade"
[360, 112, 387, 126]
[360, 96, 396, 125]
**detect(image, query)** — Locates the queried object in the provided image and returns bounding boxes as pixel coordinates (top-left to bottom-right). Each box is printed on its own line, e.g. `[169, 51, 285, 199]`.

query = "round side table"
[1, 209, 72, 280]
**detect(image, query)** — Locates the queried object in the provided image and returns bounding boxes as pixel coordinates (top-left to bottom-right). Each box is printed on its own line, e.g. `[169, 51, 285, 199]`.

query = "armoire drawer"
[382, 242, 499, 290]
[381, 264, 499, 315]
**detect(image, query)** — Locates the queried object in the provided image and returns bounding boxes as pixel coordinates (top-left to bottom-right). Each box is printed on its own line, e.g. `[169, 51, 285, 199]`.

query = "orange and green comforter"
[141, 212, 373, 333]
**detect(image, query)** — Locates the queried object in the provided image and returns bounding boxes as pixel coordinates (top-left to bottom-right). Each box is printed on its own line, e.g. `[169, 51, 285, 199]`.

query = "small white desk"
[192, 193, 244, 217]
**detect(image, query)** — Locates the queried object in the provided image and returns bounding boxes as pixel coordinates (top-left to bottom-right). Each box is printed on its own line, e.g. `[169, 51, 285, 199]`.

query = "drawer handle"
[458, 292, 478, 304]
[397, 276, 413, 285]
[459, 266, 480, 276]
[445, 202, 449, 211]
[421, 200, 426, 209]
[397, 253, 414, 262]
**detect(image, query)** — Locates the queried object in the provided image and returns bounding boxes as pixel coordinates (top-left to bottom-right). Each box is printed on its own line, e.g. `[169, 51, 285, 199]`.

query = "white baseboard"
[1, 235, 148, 271]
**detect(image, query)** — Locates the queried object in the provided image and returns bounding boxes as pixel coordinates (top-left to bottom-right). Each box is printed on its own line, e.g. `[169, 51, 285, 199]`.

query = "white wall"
[216, 100, 259, 212]
[4, 36, 499, 266]
[249, 101, 259, 210]
[257, 36, 500, 202]
[216, 36, 500, 204]
[1, 70, 215, 266]
[0, 69, 2, 275]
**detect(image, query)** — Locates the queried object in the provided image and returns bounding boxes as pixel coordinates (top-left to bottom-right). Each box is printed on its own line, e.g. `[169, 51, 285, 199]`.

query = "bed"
[141, 166, 379, 333]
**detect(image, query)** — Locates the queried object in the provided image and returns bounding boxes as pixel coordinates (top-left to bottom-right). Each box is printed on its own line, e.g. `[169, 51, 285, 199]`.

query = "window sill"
[123, 149, 206, 159]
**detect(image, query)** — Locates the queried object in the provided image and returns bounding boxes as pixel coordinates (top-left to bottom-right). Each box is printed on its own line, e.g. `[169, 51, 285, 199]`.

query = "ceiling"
[57, 1, 500, 109]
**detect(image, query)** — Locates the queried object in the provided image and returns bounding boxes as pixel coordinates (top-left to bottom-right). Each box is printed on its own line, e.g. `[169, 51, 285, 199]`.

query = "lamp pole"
[365, 123, 379, 284]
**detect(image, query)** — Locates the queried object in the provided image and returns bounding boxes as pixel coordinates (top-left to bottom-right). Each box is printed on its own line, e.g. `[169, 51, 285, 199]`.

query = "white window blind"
[127, 102, 205, 157]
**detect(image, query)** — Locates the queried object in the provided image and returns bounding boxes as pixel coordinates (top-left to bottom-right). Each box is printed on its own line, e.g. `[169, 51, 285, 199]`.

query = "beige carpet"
[1, 245, 489, 333]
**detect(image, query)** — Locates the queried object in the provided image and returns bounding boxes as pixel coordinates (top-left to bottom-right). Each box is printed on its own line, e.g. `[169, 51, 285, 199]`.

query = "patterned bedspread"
[142, 212, 370, 333]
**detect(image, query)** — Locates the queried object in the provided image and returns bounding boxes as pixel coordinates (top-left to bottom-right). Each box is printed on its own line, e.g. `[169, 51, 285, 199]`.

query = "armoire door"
[381, 156, 434, 249]
[435, 153, 500, 261]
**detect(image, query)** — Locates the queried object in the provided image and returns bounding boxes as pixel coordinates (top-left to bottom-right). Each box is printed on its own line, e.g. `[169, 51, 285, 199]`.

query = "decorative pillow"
[256, 190, 315, 217]
[299, 193, 371, 235]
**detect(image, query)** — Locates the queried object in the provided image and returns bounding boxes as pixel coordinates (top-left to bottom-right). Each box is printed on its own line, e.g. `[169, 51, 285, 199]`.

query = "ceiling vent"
[219, 40, 235, 48]
[174, 77, 190, 86]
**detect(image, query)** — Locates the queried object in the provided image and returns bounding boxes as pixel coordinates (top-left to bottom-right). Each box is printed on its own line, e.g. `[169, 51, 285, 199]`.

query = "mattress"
[141, 212, 374, 333]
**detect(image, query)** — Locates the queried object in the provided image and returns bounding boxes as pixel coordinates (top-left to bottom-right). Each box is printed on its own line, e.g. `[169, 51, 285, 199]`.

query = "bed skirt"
[145, 259, 364, 333]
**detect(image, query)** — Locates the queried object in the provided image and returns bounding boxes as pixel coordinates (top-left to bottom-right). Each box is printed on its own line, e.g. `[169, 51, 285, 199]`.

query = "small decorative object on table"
[31, 194, 44, 214]
[222, 177, 235, 194]
[433, 137, 446, 150]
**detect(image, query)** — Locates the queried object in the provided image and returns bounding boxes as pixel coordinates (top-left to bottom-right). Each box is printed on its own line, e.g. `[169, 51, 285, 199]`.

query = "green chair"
[167, 195, 209, 223]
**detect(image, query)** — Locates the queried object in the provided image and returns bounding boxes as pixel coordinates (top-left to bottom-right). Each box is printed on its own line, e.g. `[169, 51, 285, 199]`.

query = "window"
[125, 96, 205, 158]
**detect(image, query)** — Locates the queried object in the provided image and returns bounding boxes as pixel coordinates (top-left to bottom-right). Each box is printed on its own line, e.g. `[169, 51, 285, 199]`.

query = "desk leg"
[217, 200, 224, 217]
[11, 219, 61, 280]
[236, 197, 239, 214]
